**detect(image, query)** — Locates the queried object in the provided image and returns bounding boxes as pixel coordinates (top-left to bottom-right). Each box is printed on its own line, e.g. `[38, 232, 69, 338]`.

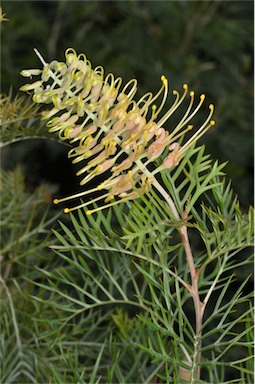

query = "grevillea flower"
[20, 48, 215, 215]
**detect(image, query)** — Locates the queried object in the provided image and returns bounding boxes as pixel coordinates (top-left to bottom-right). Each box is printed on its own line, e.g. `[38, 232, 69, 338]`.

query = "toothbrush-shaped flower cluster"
[20, 48, 215, 214]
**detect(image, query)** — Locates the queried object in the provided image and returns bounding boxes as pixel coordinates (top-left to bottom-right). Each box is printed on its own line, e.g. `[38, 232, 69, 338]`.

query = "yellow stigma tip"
[190, 91, 195, 97]
[96, 165, 103, 173]
[200, 94, 205, 101]
[183, 84, 188, 90]
[210, 120, 216, 126]
[53, 199, 59, 204]
[64, 208, 70, 213]
[86, 210, 92, 216]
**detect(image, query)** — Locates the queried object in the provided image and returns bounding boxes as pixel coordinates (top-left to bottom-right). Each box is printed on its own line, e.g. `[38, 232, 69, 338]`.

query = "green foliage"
[0, 3, 253, 382]
[0, 277, 52, 383]
[0, 92, 52, 147]
[0, 167, 61, 383]
[1, 150, 253, 383]
[0, 167, 58, 264]
[5, 149, 249, 383]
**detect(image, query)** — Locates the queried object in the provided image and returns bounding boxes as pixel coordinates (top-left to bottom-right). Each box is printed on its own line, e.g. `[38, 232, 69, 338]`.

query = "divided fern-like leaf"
[0, 91, 55, 147]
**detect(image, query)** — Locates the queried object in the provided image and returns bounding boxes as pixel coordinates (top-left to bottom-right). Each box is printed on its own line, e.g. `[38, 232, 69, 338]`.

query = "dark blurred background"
[1, 0, 253, 209]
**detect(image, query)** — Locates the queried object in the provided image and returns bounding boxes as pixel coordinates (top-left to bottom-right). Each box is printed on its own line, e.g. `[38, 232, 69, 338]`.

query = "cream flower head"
[20, 48, 215, 214]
